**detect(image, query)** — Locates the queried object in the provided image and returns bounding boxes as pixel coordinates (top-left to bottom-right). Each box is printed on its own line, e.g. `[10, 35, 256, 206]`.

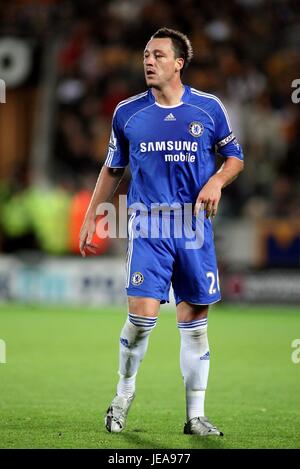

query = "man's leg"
[176, 301, 223, 436]
[177, 302, 209, 420]
[117, 296, 160, 397]
[105, 296, 160, 433]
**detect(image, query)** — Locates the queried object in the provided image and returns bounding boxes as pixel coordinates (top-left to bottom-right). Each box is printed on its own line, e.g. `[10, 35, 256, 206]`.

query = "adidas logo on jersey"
[164, 113, 176, 121]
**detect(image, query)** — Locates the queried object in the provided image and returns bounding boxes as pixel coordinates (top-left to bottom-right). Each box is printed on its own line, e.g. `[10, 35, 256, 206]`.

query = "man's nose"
[144, 55, 154, 66]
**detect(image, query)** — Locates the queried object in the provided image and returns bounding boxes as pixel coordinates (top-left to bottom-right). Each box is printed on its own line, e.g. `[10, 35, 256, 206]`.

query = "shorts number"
[206, 271, 220, 295]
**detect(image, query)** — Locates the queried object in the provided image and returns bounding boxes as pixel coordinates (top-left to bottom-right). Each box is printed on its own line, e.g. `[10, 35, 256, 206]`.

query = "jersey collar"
[147, 85, 190, 105]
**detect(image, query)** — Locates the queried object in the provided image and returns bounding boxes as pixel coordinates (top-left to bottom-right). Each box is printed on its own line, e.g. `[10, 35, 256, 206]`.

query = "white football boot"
[105, 394, 135, 433]
[184, 416, 223, 436]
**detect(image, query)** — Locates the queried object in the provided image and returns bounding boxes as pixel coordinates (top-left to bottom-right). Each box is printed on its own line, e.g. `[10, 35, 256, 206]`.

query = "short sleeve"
[214, 100, 244, 161]
[105, 109, 129, 168]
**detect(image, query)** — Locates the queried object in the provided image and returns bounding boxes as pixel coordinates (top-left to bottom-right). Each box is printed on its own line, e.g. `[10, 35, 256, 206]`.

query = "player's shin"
[117, 313, 158, 398]
[178, 319, 209, 420]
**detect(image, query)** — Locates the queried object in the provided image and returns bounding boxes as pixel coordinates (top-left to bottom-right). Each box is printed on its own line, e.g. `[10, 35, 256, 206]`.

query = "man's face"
[143, 37, 183, 88]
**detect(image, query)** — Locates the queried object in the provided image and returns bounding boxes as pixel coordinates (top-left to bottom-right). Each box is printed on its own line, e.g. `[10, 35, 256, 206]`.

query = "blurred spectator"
[1, 0, 300, 254]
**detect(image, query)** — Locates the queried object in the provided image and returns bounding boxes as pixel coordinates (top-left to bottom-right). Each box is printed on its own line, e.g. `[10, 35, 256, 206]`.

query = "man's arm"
[194, 157, 244, 218]
[79, 165, 125, 256]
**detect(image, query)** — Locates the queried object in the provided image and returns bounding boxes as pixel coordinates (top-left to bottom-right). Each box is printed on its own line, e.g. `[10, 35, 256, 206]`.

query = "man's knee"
[176, 301, 209, 322]
[127, 296, 160, 317]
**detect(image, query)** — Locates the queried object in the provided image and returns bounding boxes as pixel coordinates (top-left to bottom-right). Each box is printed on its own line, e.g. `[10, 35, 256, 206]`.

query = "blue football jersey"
[105, 85, 243, 208]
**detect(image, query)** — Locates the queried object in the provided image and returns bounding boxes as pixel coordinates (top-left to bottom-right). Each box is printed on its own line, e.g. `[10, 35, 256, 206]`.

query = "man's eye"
[155, 54, 163, 58]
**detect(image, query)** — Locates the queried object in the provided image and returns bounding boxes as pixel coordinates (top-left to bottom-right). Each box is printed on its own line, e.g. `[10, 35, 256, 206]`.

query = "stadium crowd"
[1, 0, 300, 254]
[52, 0, 300, 217]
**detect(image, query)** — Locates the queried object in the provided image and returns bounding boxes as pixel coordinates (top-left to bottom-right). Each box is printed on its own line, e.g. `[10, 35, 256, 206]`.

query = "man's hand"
[194, 175, 223, 218]
[78, 165, 126, 257]
[194, 157, 244, 218]
[79, 217, 97, 257]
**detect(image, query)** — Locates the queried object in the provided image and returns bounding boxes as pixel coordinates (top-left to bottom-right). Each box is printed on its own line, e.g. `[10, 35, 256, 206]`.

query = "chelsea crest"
[131, 272, 144, 286]
[189, 121, 204, 137]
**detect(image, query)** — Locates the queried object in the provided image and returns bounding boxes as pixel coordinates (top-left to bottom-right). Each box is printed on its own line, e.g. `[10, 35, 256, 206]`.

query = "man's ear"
[175, 57, 184, 73]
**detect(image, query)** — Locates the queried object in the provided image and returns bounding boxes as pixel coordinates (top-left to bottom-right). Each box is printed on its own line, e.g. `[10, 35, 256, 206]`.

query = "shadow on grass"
[120, 429, 167, 449]
[112, 427, 226, 450]
[182, 435, 226, 449]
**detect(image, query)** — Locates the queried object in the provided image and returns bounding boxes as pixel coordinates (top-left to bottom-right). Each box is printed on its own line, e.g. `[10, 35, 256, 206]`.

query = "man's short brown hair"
[151, 27, 193, 76]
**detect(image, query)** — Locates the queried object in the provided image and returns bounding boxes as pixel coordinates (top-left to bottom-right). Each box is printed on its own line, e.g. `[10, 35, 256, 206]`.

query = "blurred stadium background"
[0, 0, 300, 449]
[0, 0, 300, 305]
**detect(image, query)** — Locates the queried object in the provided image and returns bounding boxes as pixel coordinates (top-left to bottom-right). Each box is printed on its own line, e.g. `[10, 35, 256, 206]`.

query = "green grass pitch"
[0, 302, 300, 449]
